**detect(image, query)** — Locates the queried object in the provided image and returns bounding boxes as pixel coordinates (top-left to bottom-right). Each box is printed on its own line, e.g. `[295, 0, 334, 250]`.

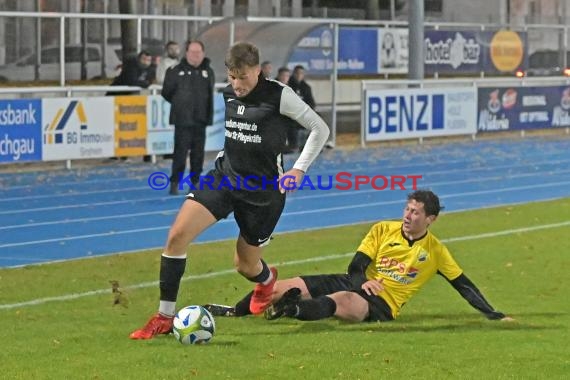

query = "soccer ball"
[172, 305, 216, 345]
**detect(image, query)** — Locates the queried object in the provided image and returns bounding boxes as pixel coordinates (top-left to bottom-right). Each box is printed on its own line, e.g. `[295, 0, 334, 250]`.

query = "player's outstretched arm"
[443, 272, 513, 321]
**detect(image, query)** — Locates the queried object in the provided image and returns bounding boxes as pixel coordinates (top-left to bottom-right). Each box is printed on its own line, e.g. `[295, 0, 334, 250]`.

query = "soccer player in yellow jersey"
[206, 190, 512, 322]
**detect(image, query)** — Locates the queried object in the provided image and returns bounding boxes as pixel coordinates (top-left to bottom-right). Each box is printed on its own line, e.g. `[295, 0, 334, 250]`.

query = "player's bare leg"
[130, 200, 217, 340]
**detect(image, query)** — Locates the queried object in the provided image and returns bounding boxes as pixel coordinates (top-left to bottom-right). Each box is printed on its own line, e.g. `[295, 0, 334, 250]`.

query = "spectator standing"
[288, 65, 315, 109]
[275, 67, 299, 153]
[156, 41, 181, 84]
[275, 66, 290, 85]
[288, 65, 334, 149]
[161, 40, 215, 195]
[288, 65, 316, 150]
[261, 60, 273, 78]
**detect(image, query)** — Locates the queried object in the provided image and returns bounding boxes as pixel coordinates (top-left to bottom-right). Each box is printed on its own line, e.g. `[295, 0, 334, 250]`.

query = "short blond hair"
[225, 42, 259, 70]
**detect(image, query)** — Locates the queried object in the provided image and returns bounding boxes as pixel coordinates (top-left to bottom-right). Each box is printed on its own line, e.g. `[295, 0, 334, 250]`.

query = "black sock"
[246, 259, 270, 283]
[235, 291, 253, 316]
[295, 296, 337, 321]
[159, 255, 187, 301]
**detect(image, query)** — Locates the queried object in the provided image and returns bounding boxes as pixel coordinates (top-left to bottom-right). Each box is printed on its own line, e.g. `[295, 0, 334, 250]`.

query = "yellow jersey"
[357, 221, 463, 319]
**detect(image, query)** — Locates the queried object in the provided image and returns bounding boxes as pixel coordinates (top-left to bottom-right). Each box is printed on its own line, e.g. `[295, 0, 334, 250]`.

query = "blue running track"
[1, 136, 569, 268]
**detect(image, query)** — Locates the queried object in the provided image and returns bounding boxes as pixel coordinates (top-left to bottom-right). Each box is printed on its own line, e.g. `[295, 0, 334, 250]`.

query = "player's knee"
[273, 277, 308, 300]
[332, 292, 368, 322]
[165, 228, 187, 252]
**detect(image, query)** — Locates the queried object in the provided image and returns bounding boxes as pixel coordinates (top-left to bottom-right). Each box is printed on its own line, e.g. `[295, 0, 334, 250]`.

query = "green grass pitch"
[1, 198, 569, 379]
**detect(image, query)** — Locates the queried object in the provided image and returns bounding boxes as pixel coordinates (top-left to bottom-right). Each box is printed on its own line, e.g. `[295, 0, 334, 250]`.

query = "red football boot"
[129, 313, 173, 340]
[249, 267, 278, 315]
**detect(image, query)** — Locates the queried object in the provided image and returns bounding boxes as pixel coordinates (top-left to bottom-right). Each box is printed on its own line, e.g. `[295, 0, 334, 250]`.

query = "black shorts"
[354, 289, 394, 322]
[301, 273, 394, 322]
[187, 168, 286, 246]
[301, 273, 353, 297]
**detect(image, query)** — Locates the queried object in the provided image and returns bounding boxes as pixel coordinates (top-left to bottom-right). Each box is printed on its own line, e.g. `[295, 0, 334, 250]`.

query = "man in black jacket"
[288, 65, 315, 109]
[108, 50, 155, 95]
[287, 65, 331, 150]
[162, 40, 215, 195]
[275, 67, 299, 154]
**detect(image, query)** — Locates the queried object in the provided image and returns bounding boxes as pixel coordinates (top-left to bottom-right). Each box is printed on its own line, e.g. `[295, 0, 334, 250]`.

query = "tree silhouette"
[118, 0, 138, 61]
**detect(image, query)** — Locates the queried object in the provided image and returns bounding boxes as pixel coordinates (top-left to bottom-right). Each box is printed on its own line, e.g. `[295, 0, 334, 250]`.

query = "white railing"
[2, 11, 570, 154]
[0, 85, 142, 97]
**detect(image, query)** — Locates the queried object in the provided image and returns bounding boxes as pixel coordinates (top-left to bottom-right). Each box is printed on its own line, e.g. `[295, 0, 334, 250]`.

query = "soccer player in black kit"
[130, 42, 330, 339]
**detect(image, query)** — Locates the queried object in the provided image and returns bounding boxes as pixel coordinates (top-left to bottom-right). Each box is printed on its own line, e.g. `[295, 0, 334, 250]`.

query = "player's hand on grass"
[361, 279, 384, 296]
[279, 168, 305, 194]
[500, 316, 516, 322]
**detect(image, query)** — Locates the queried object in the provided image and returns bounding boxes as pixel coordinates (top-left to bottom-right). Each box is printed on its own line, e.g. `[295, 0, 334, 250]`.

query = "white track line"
[5, 147, 568, 191]
[1, 219, 569, 310]
[2, 157, 570, 215]
[0, 196, 172, 215]
[4, 168, 570, 231]
[3, 195, 567, 267]
[0, 210, 179, 231]
[2, 156, 570, 203]
[2, 179, 570, 249]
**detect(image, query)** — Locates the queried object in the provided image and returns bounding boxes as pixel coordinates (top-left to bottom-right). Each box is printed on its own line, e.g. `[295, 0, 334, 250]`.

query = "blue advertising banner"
[0, 98, 42, 163]
[287, 25, 378, 75]
[425, 30, 528, 75]
[289, 27, 527, 76]
[338, 28, 378, 74]
[205, 93, 226, 152]
[287, 25, 334, 75]
[477, 85, 570, 131]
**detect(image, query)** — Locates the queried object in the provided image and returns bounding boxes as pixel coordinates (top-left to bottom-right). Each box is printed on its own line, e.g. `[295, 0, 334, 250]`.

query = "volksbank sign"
[0, 99, 42, 162]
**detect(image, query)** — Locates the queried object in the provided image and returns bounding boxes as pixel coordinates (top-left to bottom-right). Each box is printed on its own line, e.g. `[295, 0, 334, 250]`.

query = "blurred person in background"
[261, 60, 273, 78]
[108, 50, 155, 94]
[288, 65, 330, 150]
[275, 67, 299, 154]
[275, 66, 290, 85]
[156, 41, 181, 85]
[288, 65, 334, 150]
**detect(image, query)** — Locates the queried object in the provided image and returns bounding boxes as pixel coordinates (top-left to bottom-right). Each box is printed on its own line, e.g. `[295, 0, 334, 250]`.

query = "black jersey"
[218, 76, 329, 186]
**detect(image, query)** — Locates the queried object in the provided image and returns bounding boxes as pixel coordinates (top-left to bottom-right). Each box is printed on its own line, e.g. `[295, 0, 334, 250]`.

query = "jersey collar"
[400, 225, 428, 247]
